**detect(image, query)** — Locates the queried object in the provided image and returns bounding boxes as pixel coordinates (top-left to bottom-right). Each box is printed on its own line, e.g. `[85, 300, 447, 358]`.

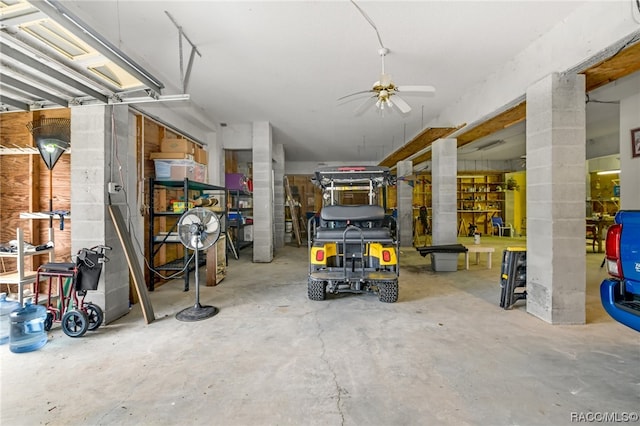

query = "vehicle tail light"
[382, 250, 391, 262]
[315, 250, 325, 262]
[605, 223, 623, 278]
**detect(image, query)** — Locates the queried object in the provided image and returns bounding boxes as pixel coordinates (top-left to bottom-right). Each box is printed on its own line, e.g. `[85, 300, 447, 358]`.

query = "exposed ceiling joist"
[33, 0, 165, 95]
[0, 42, 109, 103]
[0, 73, 68, 106]
[0, 94, 29, 111]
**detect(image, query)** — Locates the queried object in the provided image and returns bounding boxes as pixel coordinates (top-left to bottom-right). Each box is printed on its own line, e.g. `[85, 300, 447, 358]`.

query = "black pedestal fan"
[176, 207, 222, 321]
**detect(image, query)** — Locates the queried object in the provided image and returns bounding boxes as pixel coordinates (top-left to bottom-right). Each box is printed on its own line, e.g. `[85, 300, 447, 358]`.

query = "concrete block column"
[431, 138, 458, 271]
[70, 105, 130, 324]
[273, 143, 285, 249]
[526, 72, 586, 324]
[252, 122, 273, 262]
[396, 160, 413, 247]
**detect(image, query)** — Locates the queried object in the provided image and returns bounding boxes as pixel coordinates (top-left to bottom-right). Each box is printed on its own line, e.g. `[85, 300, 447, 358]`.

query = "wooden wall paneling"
[0, 109, 71, 281]
[225, 150, 237, 172]
[27, 153, 41, 272]
[37, 154, 71, 263]
[0, 111, 32, 148]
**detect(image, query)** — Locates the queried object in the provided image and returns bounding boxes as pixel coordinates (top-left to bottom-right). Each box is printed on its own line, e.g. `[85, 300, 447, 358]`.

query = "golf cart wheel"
[44, 312, 54, 331]
[378, 280, 398, 303]
[308, 279, 326, 301]
[85, 303, 104, 331]
[61, 309, 89, 338]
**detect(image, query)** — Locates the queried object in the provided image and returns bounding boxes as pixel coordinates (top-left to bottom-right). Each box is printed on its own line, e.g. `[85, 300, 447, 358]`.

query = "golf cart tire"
[308, 279, 326, 301]
[378, 280, 399, 303]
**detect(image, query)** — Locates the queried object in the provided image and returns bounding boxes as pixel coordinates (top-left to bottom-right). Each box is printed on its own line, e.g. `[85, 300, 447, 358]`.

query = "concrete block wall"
[431, 138, 457, 245]
[430, 138, 458, 271]
[396, 160, 413, 247]
[252, 122, 273, 262]
[526, 73, 586, 325]
[70, 105, 130, 324]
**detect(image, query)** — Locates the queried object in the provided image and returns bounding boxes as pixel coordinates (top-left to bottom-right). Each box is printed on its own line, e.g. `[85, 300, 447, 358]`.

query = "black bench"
[416, 244, 468, 257]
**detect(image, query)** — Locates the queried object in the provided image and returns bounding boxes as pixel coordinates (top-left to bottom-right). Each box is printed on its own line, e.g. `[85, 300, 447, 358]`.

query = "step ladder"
[284, 176, 302, 247]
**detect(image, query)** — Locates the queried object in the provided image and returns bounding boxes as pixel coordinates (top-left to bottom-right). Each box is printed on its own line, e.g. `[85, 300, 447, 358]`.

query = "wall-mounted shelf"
[457, 174, 505, 235]
[0, 228, 55, 306]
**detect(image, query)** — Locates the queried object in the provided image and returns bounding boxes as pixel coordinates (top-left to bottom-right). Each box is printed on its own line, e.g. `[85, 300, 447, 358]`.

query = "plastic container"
[0, 293, 21, 345]
[9, 299, 48, 353]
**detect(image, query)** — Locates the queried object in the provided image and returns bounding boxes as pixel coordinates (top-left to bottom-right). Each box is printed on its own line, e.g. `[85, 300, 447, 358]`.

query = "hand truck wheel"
[85, 303, 104, 331]
[44, 312, 54, 331]
[61, 309, 89, 338]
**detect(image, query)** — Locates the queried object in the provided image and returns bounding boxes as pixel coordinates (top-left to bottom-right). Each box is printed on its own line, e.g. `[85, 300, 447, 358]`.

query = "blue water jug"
[9, 299, 47, 353]
[0, 293, 21, 345]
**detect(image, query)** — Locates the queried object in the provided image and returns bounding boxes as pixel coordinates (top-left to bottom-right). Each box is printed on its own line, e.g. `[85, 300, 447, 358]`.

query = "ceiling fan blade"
[391, 94, 411, 114]
[396, 85, 436, 94]
[338, 90, 376, 101]
[354, 95, 376, 116]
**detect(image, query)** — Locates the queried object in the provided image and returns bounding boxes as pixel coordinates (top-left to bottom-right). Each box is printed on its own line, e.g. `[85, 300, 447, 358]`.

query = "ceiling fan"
[339, 48, 436, 115]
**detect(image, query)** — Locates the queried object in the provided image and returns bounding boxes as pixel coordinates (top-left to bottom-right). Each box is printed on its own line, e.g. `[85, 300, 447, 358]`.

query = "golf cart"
[307, 166, 399, 302]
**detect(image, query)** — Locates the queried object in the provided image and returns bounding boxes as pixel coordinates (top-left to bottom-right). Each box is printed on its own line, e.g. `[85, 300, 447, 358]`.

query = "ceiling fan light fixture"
[380, 73, 392, 87]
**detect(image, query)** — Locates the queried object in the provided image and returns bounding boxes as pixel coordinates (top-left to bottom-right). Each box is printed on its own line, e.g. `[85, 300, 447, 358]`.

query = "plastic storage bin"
[0, 293, 20, 345]
[9, 299, 48, 353]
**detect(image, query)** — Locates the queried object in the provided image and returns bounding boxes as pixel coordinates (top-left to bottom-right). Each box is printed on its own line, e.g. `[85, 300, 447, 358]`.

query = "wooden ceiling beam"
[380, 39, 640, 166]
[584, 40, 640, 92]
[379, 125, 463, 168]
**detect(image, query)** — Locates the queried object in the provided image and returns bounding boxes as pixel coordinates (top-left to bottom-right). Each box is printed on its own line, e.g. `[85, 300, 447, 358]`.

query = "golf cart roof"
[312, 166, 395, 188]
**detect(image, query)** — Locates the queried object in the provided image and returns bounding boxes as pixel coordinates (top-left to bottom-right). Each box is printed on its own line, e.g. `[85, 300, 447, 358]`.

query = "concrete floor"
[1, 236, 639, 426]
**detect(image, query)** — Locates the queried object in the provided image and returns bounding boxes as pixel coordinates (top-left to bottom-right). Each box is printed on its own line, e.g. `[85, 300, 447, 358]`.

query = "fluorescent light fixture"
[107, 94, 190, 105]
[596, 170, 620, 175]
[478, 139, 506, 151]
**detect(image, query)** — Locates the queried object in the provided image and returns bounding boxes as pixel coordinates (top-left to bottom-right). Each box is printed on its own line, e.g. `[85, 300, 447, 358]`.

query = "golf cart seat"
[316, 205, 393, 243]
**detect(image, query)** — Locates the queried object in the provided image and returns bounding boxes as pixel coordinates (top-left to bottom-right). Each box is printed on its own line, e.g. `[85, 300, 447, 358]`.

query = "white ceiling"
[4, 1, 639, 164]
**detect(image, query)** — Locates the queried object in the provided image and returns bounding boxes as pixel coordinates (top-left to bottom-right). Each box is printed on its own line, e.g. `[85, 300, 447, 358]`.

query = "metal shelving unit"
[227, 189, 253, 258]
[148, 178, 226, 291]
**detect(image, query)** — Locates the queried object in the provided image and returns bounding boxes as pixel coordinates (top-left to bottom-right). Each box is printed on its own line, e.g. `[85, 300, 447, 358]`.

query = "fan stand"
[176, 240, 219, 321]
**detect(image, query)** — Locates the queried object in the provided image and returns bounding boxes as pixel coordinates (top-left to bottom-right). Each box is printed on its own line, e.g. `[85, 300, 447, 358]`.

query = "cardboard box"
[161, 138, 195, 154]
[150, 152, 194, 161]
[194, 146, 207, 165]
[170, 165, 195, 180]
